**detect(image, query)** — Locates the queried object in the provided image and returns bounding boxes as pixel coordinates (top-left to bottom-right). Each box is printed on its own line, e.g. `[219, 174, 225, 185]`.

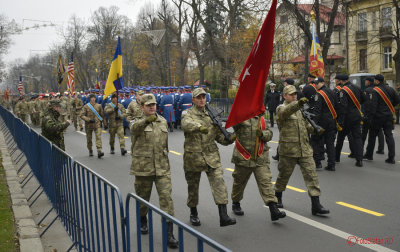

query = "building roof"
[296, 4, 346, 26]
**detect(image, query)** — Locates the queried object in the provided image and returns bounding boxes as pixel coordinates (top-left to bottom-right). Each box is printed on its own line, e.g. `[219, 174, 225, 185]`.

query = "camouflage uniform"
[39, 99, 49, 119]
[80, 102, 104, 152]
[32, 99, 41, 126]
[105, 102, 126, 150]
[14, 100, 29, 123]
[126, 100, 143, 122]
[274, 100, 321, 197]
[181, 105, 234, 207]
[71, 97, 83, 130]
[27, 100, 36, 125]
[41, 102, 70, 150]
[130, 113, 174, 217]
[59, 98, 68, 122]
[231, 115, 277, 205]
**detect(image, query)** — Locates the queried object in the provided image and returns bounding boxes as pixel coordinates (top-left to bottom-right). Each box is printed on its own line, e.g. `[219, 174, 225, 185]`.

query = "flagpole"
[117, 73, 119, 99]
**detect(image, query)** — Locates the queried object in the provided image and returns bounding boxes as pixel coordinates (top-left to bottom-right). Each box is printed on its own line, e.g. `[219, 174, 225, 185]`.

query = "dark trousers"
[362, 120, 384, 152]
[336, 120, 362, 161]
[269, 110, 275, 127]
[313, 129, 336, 166]
[366, 119, 395, 160]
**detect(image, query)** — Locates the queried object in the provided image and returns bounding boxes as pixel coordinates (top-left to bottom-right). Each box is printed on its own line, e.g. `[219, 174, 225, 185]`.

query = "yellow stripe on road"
[124, 137, 128, 139]
[341, 152, 350, 155]
[225, 168, 234, 172]
[102, 130, 107, 133]
[169, 150, 182, 156]
[271, 182, 306, 193]
[270, 140, 279, 144]
[336, 202, 385, 217]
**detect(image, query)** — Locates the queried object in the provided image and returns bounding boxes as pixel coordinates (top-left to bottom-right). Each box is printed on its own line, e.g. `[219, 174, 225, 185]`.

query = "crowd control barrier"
[0, 105, 231, 252]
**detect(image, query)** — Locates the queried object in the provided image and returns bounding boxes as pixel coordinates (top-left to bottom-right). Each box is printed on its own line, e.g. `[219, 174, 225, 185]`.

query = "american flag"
[17, 76, 24, 96]
[67, 52, 74, 95]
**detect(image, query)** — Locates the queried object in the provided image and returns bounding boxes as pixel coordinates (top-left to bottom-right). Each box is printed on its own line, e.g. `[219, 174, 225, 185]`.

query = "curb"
[0, 130, 44, 252]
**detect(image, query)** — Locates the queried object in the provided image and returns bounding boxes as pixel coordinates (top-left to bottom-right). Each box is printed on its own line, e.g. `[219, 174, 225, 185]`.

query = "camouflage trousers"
[30, 113, 40, 127]
[134, 175, 174, 217]
[184, 166, 228, 208]
[109, 126, 125, 149]
[231, 164, 277, 205]
[72, 113, 83, 129]
[85, 127, 102, 151]
[19, 114, 28, 124]
[274, 156, 321, 197]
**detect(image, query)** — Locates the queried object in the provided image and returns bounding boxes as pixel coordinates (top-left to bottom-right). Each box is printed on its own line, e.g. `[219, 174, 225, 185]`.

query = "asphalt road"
[52, 122, 400, 252]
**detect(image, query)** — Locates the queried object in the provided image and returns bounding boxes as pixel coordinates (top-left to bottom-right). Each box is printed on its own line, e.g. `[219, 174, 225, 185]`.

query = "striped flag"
[309, 11, 325, 78]
[67, 52, 74, 94]
[17, 76, 24, 96]
[57, 55, 65, 86]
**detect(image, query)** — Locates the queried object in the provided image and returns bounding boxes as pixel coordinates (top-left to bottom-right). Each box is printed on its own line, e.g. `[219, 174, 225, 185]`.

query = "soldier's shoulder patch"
[182, 110, 188, 116]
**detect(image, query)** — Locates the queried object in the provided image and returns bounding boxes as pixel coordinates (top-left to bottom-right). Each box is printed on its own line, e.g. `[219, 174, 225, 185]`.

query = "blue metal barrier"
[125, 193, 231, 252]
[0, 105, 231, 252]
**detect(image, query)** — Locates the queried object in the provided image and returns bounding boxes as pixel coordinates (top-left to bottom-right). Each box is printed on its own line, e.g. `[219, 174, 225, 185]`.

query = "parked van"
[349, 73, 375, 91]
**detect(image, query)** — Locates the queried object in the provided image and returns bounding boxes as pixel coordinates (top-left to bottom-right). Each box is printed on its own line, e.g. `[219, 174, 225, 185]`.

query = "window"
[382, 7, 392, 28]
[358, 13, 367, 32]
[371, 11, 376, 30]
[359, 49, 367, 71]
[383, 47, 392, 69]
[280, 15, 288, 24]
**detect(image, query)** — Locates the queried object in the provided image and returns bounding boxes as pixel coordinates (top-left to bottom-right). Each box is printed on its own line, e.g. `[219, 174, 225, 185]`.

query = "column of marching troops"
[1, 74, 400, 249]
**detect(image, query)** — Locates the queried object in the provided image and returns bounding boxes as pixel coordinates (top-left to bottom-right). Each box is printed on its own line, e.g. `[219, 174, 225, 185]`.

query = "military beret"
[308, 73, 316, 78]
[316, 77, 324, 83]
[141, 94, 157, 105]
[374, 74, 384, 82]
[284, 78, 294, 85]
[111, 93, 117, 99]
[365, 76, 374, 82]
[192, 87, 206, 98]
[89, 94, 96, 99]
[49, 100, 61, 106]
[334, 74, 342, 80]
[19, 96, 24, 100]
[283, 85, 297, 95]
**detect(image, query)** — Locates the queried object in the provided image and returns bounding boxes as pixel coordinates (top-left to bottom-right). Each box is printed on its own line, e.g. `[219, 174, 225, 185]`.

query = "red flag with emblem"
[225, 0, 277, 128]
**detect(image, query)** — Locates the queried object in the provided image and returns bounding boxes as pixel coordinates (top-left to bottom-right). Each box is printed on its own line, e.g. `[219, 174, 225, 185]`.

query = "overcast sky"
[3, 0, 160, 65]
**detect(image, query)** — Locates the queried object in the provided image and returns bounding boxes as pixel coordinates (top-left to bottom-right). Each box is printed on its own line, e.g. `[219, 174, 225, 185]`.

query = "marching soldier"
[395, 85, 400, 124]
[181, 88, 236, 227]
[41, 100, 71, 150]
[129, 94, 178, 248]
[28, 96, 36, 126]
[14, 96, 29, 123]
[105, 93, 127, 155]
[274, 85, 329, 216]
[335, 74, 365, 167]
[264, 83, 280, 128]
[71, 92, 84, 131]
[364, 74, 400, 164]
[126, 90, 144, 122]
[80, 94, 104, 158]
[231, 114, 286, 221]
[59, 94, 68, 123]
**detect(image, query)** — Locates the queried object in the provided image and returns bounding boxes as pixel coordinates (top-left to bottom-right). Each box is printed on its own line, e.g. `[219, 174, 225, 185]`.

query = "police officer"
[41, 100, 71, 150]
[274, 85, 329, 216]
[231, 115, 286, 221]
[335, 74, 365, 167]
[362, 77, 384, 154]
[130, 94, 178, 248]
[364, 74, 400, 164]
[105, 93, 127, 155]
[264, 83, 280, 128]
[80, 94, 104, 158]
[314, 77, 338, 171]
[181, 88, 236, 227]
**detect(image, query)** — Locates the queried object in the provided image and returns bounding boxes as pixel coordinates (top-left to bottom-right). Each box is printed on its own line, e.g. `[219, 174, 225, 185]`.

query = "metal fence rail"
[0, 105, 231, 252]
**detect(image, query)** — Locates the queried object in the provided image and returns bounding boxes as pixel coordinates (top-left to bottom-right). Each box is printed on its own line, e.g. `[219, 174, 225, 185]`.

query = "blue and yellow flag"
[104, 36, 123, 99]
[309, 11, 325, 78]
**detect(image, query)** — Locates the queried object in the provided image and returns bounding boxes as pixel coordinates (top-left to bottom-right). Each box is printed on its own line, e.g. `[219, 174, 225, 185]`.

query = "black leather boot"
[218, 204, 236, 227]
[275, 191, 283, 208]
[89, 150, 93, 156]
[189, 207, 201, 226]
[140, 216, 148, 234]
[98, 151, 104, 158]
[232, 202, 244, 216]
[121, 148, 127, 156]
[355, 160, 363, 167]
[272, 153, 279, 161]
[268, 202, 286, 221]
[315, 161, 322, 170]
[311, 196, 330, 215]
[167, 222, 178, 249]
[324, 164, 335, 171]
[110, 147, 115, 154]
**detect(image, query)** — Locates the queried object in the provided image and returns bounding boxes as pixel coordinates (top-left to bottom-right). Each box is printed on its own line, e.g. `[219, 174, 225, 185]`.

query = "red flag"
[225, 0, 277, 128]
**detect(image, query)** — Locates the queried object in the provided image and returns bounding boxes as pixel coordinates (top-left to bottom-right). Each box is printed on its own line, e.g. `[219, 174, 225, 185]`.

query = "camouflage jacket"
[80, 103, 104, 129]
[130, 114, 170, 176]
[276, 100, 313, 157]
[27, 101, 36, 114]
[71, 98, 83, 113]
[14, 101, 28, 115]
[126, 101, 143, 122]
[40, 100, 49, 115]
[60, 99, 68, 115]
[181, 106, 233, 171]
[41, 108, 70, 150]
[105, 102, 126, 128]
[232, 115, 272, 167]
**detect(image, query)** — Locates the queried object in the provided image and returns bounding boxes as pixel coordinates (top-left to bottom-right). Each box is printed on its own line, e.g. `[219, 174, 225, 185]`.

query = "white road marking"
[77, 131, 86, 136]
[264, 206, 396, 252]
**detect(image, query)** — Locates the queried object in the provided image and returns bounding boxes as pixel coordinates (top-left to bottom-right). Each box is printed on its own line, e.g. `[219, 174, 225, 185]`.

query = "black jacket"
[315, 85, 337, 130]
[264, 90, 280, 112]
[370, 83, 400, 120]
[341, 81, 366, 122]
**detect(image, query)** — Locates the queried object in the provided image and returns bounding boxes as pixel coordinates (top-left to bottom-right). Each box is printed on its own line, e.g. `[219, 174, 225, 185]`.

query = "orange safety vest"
[235, 117, 266, 160]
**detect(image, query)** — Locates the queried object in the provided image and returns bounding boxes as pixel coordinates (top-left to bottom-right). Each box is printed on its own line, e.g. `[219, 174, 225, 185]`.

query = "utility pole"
[162, 0, 172, 86]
